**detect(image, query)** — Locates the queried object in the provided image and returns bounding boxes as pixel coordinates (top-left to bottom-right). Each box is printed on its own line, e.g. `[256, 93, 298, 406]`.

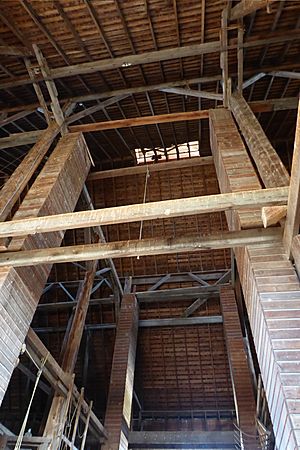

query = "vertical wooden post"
[237, 20, 244, 94]
[283, 99, 300, 256]
[102, 294, 139, 450]
[220, 286, 258, 449]
[43, 260, 98, 446]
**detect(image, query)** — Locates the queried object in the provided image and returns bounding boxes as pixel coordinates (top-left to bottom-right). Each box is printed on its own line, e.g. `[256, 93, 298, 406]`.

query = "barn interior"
[0, 1, 299, 449]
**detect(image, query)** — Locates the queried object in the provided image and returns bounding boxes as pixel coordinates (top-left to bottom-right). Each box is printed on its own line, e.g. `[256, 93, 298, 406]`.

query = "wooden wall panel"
[220, 286, 258, 449]
[0, 133, 90, 405]
[210, 108, 300, 449]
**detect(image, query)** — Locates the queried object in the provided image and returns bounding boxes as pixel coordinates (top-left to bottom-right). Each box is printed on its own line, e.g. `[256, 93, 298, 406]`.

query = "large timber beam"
[0, 123, 59, 222]
[0, 187, 288, 238]
[88, 156, 214, 181]
[69, 110, 209, 133]
[229, 92, 290, 188]
[229, 0, 276, 21]
[220, 286, 259, 449]
[2, 96, 297, 149]
[102, 294, 139, 450]
[0, 31, 299, 91]
[0, 228, 281, 268]
[0, 44, 32, 56]
[283, 99, 300, 256]
[128, 431, 235, 448]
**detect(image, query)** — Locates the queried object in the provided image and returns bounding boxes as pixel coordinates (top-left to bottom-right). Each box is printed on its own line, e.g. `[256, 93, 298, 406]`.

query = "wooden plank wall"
[102, 294, 139, 450]
[210, 108, 300, 449]
[0, 132, 90, 405]
[220, 286, 258, 449]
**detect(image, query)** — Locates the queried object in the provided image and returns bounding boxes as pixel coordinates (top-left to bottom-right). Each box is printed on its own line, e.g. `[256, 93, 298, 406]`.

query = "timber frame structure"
[0, 1, 299, 449]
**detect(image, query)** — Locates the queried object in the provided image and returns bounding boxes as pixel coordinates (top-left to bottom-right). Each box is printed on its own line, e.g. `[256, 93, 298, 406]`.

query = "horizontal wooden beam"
[229, 0, 276, 21]
[0, 44, 32, 57]
[160, 87, 223, 101]
[249, 97, 299, 113]
[0, 110, 34, 127]
[0, 31, 298, 91]
[88, 156, 213, 181]
[269, 71, 300, 80]
[69, 110, 209, 133]
[0, 97, 297, 150]
[0, 130, 43, 149]
[33, 316, 224, 333]
[128, 431, 235, 446]
[0, 76, 222, 113]
[0, 187, 288, 238]
[0, 228, 281, 267]
[0, 42, 221, 91]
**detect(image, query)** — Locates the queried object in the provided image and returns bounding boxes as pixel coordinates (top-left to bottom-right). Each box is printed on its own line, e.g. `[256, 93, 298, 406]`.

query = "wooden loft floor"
[0, 1, 299, 449]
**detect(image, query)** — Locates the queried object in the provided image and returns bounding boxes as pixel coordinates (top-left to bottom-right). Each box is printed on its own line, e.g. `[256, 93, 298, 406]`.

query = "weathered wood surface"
[0, 228, 281, 268]
[43, 260, 97, 447]
[229, 93, 290, 188]
[0, 133, 90, 405]
[229, 0, 276, 21]
[262, 205, 287, 228]
[209, 107, 262, 229]
[69, 110, 209, 133]
[220, 286, 258, 449]
[283, 99, 300, 256]
[26, 328, 107, 440]
[0, 187, 288, 239]
[102, 294, 139, 450]
[292, 234, 300, 276]
[0, 124, 59, 222]
[88, 156, 214, 181]
[210, 108, 300, 449]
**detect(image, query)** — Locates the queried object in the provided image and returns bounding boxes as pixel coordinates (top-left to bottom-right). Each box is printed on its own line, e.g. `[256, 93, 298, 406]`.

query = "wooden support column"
[284, 99, 300, 256]
[210, 108, 300, 450]
[0, 133, 90, 405]
[229, 92, 290, 188]
[43, 260, 97, 447]
[220, 286, 258, 448]
[0, 123, 59, 223]
[103, 294, 139, 450]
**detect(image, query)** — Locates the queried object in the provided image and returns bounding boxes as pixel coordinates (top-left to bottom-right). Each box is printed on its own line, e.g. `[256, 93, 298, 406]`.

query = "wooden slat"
[0, 187, 288, 239]
[220, 286, 258, 449]
[0, 133, 90, 405]
[102, 294, 139, 450]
